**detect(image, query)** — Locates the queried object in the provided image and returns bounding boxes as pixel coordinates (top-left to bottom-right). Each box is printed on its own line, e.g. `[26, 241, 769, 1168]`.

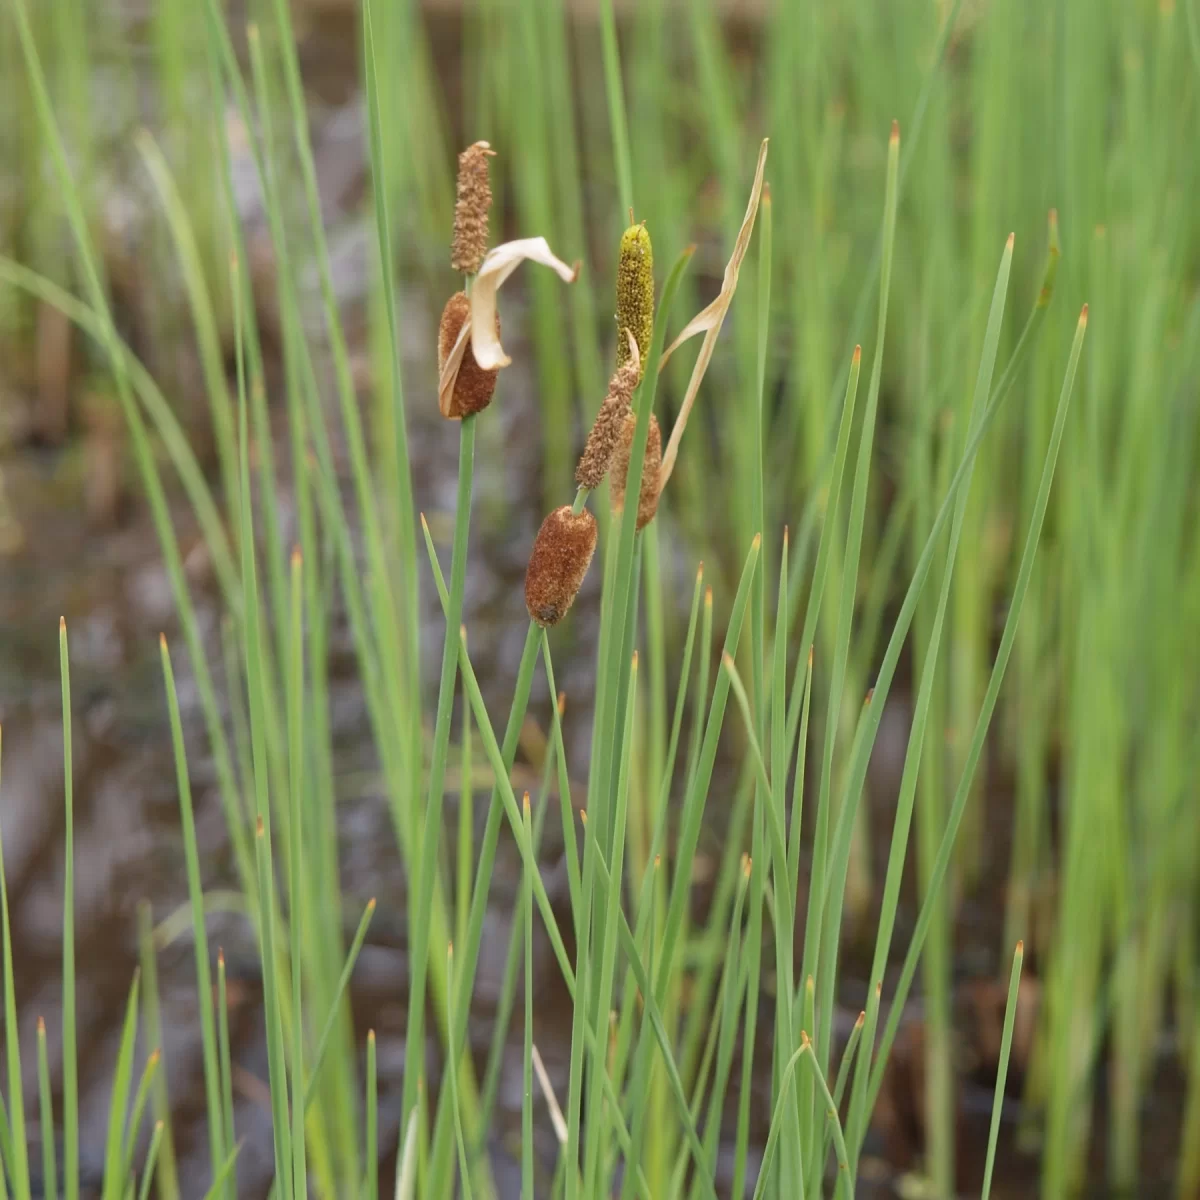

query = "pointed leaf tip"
[890, 119, 900, 142]
[1016, 940, 1025, 955]
[1080, 303, 1089, 322]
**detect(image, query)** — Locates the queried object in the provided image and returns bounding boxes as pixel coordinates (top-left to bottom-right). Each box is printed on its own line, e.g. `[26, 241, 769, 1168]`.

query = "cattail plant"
[524, 506, 599, 626]
[615, 221, 654, 376]
[450, 140, 494, 275]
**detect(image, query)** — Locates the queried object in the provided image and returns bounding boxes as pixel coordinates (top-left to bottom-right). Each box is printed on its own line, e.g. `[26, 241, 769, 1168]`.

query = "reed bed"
[0, 0, 1195, 1197]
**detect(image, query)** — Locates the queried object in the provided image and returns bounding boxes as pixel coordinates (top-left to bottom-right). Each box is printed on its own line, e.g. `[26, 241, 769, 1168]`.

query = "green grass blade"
[121, 1052, 161, 1188]
[59, 619, 77, 1200]
[100, 972, 141, 1200]
[445, 946, 473, 1200]
[36, 1018, 56, 1200]
[656, 533, 761, 1005]
[522, 795, 535, 1200]
[159, 638, 226, 1186]
[365, 1031, 378, 1200]
[287, 548, 308, 1200]
[982, 942, 1024, 1200]
[216, 952, 236, 1200]
[136, 1123, 165, 1200]
[201, 1141, 243, 1200]
[137, 905, 179, 1200]
[0, 730, 31, 1200]
[404, 415, 476, 1132]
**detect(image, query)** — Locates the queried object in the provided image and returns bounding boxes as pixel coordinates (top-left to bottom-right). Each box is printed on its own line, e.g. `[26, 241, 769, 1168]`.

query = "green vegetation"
[0, 0, 1196, 1196]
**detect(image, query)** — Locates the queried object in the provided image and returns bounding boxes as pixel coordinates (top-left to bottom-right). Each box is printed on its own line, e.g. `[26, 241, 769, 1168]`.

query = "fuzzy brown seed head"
[610, 412, 661, 530]
[575, 352, 641, 489]
[438, 291, 500, 418]
[451, 142, 494, 274]
[615, 223, 653, 377]
[524, 506, 598, 627]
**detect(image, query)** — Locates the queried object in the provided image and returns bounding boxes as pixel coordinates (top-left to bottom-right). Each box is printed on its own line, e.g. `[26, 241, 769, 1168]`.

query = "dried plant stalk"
[658, 138, 769, 490]
[525, 506, 599, 627]
[438, 238, 579, 416]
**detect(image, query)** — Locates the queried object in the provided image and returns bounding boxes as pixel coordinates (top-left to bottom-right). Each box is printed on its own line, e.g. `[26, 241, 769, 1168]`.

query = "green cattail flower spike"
[615, 222, 653, 377]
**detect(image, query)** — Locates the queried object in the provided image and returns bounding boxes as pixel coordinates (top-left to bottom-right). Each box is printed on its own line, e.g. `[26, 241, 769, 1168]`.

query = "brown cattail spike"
[615, 223, 653, 378]
[438, 291, 500, 418]
[575, 333, 641, 489]
[525, 506, 599, 627]
[451, 141, 494, 274]
[610, 412, 661, 530]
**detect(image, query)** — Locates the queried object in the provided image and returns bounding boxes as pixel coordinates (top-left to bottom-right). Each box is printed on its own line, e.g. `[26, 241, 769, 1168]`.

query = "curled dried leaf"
[437, 291, 500, 418]
[437, 237, 579, 416]
[658, 138, 769, 490]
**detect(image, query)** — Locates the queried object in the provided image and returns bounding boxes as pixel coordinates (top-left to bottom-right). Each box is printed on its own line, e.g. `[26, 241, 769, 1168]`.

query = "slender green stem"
[36, 1019, 56, 1200]
[365, 1032, 378, 1200]
[404, 415, 476, 1129]
[522, 797, 535, 1200]
[982, 942, 1025, 1200]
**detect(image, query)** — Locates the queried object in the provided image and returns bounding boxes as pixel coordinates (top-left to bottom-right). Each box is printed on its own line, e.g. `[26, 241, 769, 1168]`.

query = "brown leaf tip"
[438, 291, 500, 419]
[451, 142, 494, 274]
[890, 119, 900, 143]
[610, 413, 662, 529]
[525, 506, 599, 628]
[1079, 303, 1089, 323]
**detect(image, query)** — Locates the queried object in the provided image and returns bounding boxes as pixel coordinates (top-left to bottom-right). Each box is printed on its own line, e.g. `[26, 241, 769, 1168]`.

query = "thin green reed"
[287, 549, 308, 1199]
[522, 796, 534, 1200]
[36, 1018, 56, 1200]
[99, 972, 140, 1200]
[867, 305, 1089, 1122]
[160, 637, 228, 1189]
[0, 729, 32, 1200]
[982, 941, 1024, 1200]
[216, 952, 235, 1200]
[60, 620, 77, 1200]
[799, 122, 900, 1186]
[403, 414, 477, 1137]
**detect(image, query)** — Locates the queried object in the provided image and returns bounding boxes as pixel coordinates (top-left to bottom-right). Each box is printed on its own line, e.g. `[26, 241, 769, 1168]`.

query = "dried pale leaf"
[470, 237, 579, 371]
[393, 1108, 419, 1200]
[436, 237, 578, 411]
[437, 320, 470, 418]
[658, 138, 769, 490]
[531, 1044, 569, 1145]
